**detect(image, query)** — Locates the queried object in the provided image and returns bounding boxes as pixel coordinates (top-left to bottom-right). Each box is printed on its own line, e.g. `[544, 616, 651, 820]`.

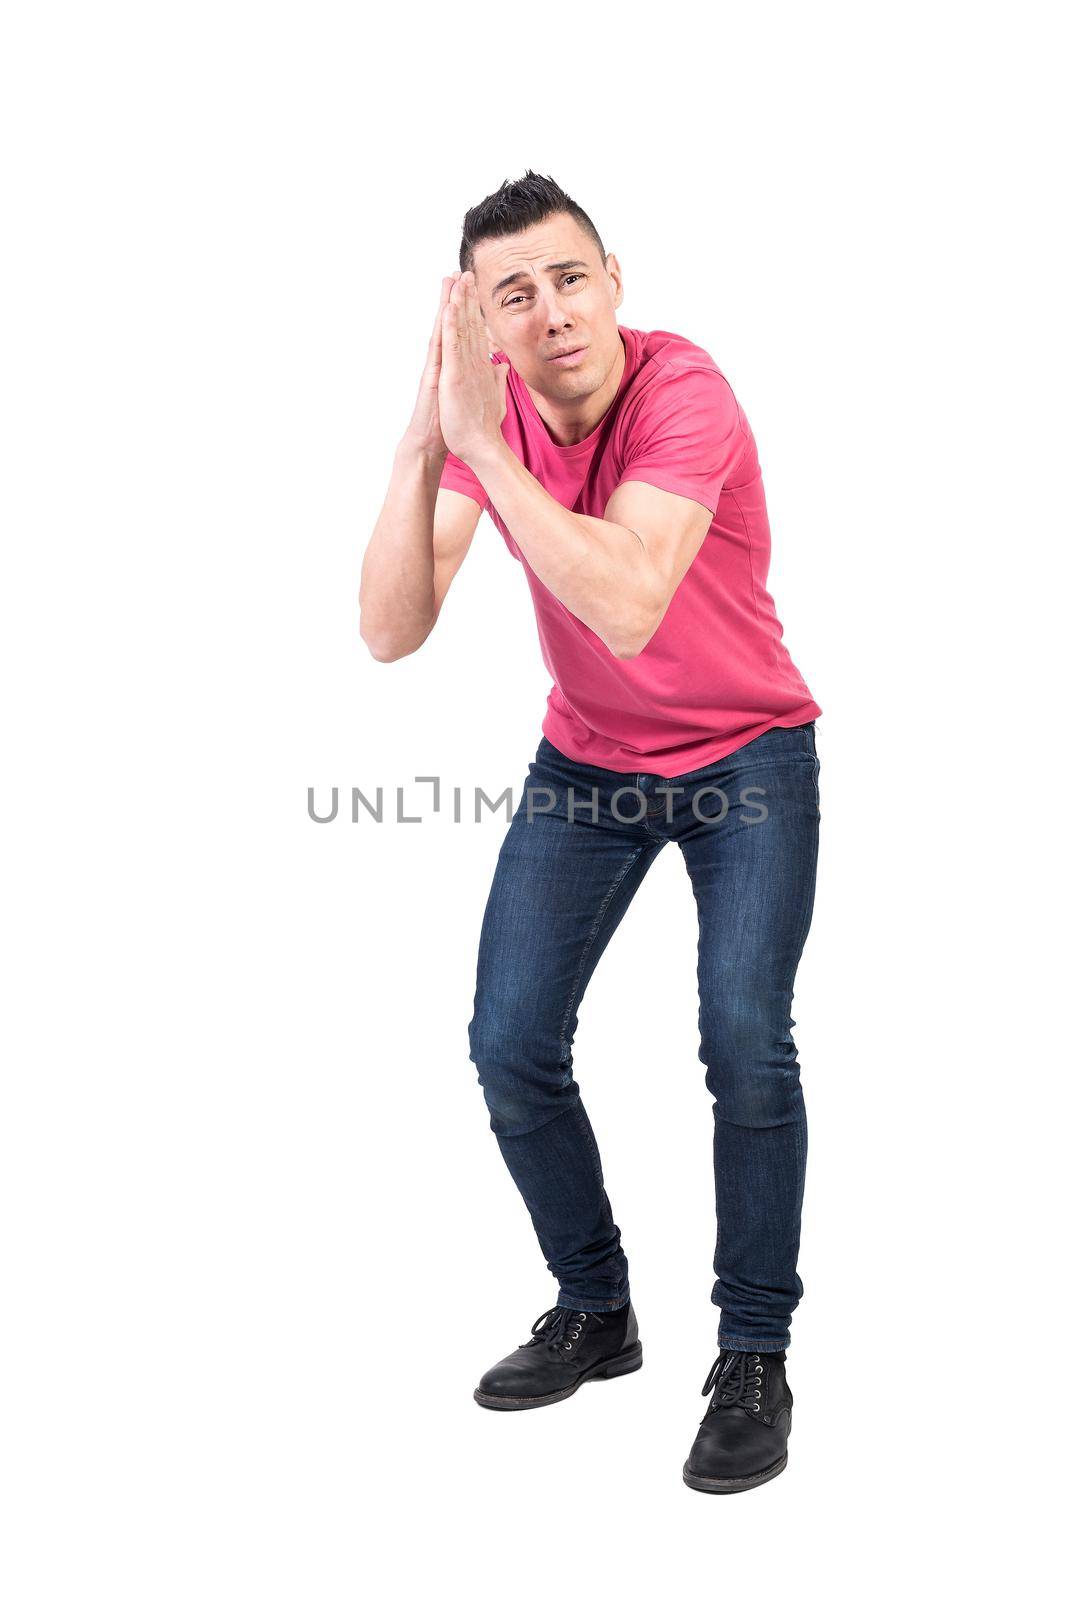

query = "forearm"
[467, 438, 661, 658]
[359, 436, 444, 660]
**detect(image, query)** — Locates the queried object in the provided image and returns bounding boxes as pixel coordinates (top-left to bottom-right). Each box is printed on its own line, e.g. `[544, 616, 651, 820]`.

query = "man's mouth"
[547, 345, 588, 365]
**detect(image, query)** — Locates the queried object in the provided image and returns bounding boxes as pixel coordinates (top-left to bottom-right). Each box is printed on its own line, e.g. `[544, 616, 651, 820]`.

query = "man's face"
[471, 214, 623, 400]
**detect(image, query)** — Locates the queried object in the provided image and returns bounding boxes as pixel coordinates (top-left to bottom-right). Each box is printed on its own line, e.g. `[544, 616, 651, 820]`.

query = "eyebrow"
[490, 260, 591, 300]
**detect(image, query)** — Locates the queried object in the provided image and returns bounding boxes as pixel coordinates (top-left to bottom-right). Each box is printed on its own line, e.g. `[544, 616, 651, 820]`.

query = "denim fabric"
[467, 722, 821, 1352]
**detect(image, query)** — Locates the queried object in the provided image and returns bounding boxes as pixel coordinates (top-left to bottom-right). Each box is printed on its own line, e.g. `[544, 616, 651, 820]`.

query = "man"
[359, 172, 822, 1494]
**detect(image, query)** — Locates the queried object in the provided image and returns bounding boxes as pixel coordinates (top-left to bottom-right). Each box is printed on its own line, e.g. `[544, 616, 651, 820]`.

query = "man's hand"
[438, 270, 510, 466]
[402, 272, 461, 460]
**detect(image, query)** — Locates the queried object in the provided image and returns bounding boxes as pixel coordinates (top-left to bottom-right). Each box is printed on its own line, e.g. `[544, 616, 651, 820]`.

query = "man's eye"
[504, 274, 585, 308]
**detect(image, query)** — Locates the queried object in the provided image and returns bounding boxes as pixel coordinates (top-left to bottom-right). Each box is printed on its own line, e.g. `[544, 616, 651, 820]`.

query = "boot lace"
[700, 1350, 765, 1413]
[529, 1306, 589, 1353]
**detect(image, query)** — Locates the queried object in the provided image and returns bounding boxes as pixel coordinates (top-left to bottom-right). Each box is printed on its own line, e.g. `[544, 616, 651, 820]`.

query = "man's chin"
[546, 365, 601, 394]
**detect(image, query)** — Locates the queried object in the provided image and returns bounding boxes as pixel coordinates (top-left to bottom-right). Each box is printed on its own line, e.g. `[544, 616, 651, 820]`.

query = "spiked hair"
[459, 170, 607, 277]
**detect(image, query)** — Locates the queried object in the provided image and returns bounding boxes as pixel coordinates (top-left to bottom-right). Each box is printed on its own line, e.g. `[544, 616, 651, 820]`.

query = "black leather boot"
[682, 1348, 792, 1493]
[473, 1302, 642, 1410]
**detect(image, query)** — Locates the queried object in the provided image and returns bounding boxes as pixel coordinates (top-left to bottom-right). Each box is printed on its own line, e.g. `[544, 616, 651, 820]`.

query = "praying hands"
[437, 270, 510, 467]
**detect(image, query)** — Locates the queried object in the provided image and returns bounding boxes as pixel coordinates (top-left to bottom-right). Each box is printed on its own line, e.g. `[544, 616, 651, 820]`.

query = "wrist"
[396, 432, 447, 470]
[461, 431, 508, 476]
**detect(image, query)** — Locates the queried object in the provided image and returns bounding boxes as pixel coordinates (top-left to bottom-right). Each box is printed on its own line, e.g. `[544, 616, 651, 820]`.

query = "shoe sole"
[682, 1451, 788, 1494]
[472, 1341, 643, 1410]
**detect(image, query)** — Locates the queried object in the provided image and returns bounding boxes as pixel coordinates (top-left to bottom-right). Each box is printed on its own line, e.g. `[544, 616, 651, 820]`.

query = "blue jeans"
[467, 723, 821, 1352]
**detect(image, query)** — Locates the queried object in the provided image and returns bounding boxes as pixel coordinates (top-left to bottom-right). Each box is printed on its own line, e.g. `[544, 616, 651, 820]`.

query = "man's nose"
[541, 295, 575, 334]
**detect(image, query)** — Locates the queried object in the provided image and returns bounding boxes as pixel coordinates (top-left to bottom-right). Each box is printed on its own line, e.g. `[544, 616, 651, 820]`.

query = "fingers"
[443, 277, 469, 363]
[462, 269, 483, 339]
[432, 273, 457, 338]
[445, 270, 487, 362]
[466, 273, 494, 361]
[441, 270, 496, 389]
[436, 274, 459, 318]
[427, 273, 461, 372]
[446, 272, 466, 323]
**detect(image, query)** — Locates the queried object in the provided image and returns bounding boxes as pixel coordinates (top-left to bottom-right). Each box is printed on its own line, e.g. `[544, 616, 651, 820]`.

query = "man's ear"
[606, 251, 624, 310]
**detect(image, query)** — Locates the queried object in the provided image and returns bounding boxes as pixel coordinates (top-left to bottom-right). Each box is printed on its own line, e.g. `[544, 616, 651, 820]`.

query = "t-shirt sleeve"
[614, 362, 750, 518]
[438, 450, 489, 511]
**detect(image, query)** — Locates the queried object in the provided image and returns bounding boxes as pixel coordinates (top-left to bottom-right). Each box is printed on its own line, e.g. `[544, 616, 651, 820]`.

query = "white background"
[3, 2, 1064, 1595]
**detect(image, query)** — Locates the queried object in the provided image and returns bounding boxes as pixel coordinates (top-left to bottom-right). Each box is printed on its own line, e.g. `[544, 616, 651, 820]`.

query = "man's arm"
[359, 272, 483, 663]
[437, 270, 715, 660]
[462, 440, 712, 659]
[358, 439, 480, 662]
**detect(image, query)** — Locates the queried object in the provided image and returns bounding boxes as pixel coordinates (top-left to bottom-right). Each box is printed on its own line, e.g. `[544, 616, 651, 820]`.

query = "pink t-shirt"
[439, 323, 821, 778]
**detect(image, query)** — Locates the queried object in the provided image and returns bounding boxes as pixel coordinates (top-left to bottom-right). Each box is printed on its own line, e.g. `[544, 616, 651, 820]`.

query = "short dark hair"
[459, 170, 607, 277]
